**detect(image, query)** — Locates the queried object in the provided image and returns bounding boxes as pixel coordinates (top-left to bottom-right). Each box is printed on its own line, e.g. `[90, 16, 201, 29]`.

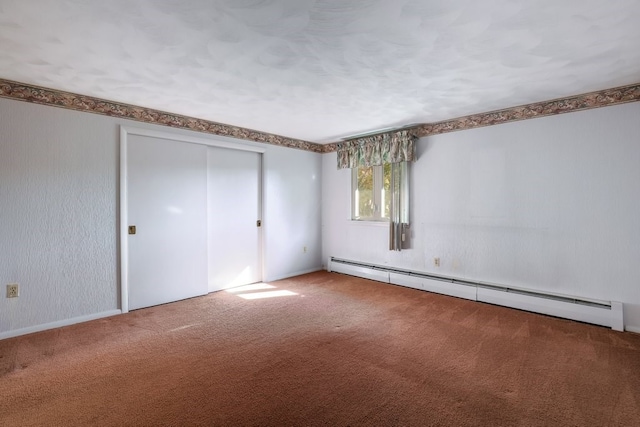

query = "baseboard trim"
[328, 257, 625, 331]
[265, 267, 323, 283]
[0, 310, 122, 340]
[625, 326, 640, 334]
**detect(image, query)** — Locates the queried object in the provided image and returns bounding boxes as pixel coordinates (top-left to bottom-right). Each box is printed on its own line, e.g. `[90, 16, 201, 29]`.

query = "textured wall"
[0, 97, 323, 336]
[322, 102, 640, 331]
[0, 100, 119, 333]
[263, 145, 323, 281]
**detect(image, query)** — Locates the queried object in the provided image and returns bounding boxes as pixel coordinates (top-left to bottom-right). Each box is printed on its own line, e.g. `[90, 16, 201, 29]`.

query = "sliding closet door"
[207, 147, 262, 292]
[126, 135, 208, 310]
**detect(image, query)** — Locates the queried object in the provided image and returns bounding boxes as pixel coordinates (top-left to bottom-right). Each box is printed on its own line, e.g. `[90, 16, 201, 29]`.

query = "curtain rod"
[340, 123, 422, 141]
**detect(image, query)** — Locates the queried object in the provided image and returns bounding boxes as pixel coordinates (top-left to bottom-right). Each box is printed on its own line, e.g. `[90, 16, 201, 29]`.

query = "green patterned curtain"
[336, 130, 417, 169]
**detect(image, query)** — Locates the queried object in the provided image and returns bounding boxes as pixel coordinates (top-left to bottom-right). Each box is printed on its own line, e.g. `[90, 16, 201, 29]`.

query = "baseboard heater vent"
[328, 257, 624, 331]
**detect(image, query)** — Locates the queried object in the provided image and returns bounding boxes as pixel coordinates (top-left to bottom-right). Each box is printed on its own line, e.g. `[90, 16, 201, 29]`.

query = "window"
[351, 163, 392, 221]
[338, 129, 415, 249]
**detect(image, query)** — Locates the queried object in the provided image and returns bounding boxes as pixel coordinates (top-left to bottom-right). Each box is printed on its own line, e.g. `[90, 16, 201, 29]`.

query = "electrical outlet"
[6, 284, 19, 298]
[434, 257, 441, 267]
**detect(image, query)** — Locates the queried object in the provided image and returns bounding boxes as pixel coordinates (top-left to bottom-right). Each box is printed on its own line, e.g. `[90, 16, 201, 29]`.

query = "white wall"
[0, 97, 322, 337]
[2, 92, 638, 335]
[263, 145, 322, 281]
[322, 102, 640, 332]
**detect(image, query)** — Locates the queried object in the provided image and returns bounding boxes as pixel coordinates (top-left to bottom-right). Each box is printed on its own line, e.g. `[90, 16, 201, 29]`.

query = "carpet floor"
[1, 271, 639, 426]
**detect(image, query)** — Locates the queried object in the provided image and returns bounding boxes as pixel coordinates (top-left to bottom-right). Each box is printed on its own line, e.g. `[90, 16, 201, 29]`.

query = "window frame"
[351, 164, 390, 222]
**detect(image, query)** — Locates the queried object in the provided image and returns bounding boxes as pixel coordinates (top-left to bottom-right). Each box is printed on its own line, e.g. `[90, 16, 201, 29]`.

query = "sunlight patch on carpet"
[226, 283, 276, 293]
[169, 324, 199, 332]
[237, 290, 298, 300]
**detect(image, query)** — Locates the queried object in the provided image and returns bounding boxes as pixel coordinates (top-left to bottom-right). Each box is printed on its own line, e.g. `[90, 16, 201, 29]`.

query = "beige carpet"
[1, 271, 639, 426]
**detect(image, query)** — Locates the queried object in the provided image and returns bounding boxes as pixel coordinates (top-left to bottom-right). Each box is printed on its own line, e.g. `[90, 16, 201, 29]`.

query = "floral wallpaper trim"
[0, 78, 324, 153]
[322, 82, 640, 153]
[1, 78, 638, 154]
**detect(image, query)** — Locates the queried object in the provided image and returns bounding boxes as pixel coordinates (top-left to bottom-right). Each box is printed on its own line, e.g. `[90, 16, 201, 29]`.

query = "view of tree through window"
[353, 164, 391, 221]
[356, 166, 374, 218]
[382, 163, 391, 218]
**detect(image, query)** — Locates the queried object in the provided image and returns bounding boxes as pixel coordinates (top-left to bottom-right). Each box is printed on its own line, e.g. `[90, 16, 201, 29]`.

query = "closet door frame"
[119, 126, 266, 313]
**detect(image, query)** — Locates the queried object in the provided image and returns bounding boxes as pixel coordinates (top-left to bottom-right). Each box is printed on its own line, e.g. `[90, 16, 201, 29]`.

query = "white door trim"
[120, 126, 266, 313]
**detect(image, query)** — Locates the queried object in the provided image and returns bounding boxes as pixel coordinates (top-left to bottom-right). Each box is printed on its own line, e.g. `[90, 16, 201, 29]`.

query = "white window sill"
[348, 219, 389, 227]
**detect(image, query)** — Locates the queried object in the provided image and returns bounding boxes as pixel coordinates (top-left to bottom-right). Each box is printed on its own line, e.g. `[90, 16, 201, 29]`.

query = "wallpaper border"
[322, 82, 640, 153]
[0, 78, 324, 153]
[1, 78, 638, 154]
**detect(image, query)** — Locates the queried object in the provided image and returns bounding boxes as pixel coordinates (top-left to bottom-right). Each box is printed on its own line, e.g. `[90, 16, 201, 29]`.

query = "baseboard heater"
[327, 257, 624, 331]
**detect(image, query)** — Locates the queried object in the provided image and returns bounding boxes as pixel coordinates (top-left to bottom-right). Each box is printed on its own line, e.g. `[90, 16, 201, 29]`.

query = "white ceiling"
[0, 0, 639, 143]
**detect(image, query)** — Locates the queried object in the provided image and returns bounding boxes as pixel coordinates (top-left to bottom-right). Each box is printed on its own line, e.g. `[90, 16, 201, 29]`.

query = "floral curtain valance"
[336, 130, 417, 169]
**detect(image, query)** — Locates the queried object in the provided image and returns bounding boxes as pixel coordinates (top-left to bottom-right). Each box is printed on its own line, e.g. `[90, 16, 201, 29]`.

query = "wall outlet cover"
[7, 284, 19, 298]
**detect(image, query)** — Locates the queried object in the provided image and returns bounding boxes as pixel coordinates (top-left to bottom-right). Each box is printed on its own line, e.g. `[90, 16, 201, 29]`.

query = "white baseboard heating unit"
[327, 257, 624, 331]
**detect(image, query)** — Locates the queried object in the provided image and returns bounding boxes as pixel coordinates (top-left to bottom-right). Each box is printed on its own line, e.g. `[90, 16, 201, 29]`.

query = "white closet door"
[127, 135, 208, 310]
[207, 147, 262, 291]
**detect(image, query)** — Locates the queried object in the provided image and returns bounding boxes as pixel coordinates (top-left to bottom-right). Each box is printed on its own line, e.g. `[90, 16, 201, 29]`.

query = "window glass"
[382, 163, 391, 219]
[352, 165, 392, 221]
[355, 166, 374, 219]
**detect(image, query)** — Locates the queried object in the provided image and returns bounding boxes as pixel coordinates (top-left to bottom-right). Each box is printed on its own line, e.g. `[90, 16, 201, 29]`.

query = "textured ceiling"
[0, 0, 639, 143]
